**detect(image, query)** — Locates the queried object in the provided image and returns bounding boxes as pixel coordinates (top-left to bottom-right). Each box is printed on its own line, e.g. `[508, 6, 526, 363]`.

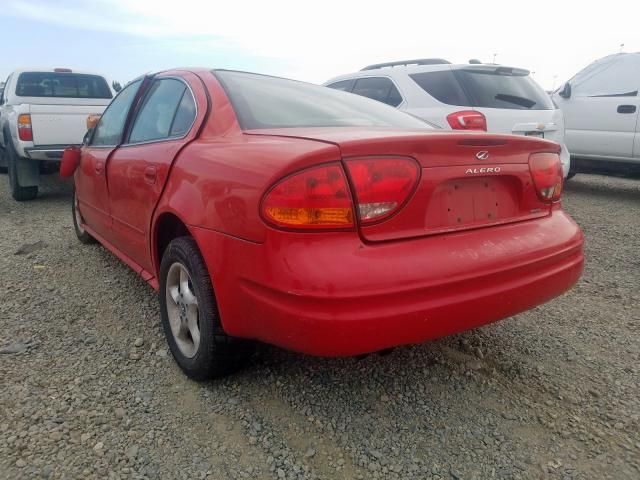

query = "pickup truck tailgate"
[29, 104, 107, 146]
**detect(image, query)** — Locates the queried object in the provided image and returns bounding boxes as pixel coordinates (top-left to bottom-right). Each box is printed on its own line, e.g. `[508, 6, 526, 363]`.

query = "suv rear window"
[15, 72, 112, 99]
[410, 68, 553, 110]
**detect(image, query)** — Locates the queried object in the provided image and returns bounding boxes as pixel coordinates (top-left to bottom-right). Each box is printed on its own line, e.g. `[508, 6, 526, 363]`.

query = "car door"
[555, 56, 640, 159]
[105, 73, 202, 274]
[76, 79, 143, 237]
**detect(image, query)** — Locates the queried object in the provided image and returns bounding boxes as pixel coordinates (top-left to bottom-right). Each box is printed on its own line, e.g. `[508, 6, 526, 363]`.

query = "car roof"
[8, 68, 109, 77]
[324, 63, 529, 85]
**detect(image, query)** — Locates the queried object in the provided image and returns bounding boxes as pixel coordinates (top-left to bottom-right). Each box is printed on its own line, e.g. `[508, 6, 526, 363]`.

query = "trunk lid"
[28, 103, 109, 146]
[245, 128, 561, 242]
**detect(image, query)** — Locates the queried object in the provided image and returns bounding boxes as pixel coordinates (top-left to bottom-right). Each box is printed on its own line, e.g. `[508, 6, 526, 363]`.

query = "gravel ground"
[0, 173, 638, 480]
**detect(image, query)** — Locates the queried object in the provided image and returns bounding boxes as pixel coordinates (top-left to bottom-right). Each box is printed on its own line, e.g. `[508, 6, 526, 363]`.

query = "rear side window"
[409, 70, 469, 106]
[128, 79, 192, 143]
[15, 72, 112, 99]
[326, 79, 354, 92]
[352, 77, 403, 107]
[170, 90, 197, 137]
[456, 69, 554, 110]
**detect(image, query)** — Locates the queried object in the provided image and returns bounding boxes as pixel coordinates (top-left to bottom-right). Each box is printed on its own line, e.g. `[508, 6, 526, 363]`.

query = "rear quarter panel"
[155, 135, 342, 243]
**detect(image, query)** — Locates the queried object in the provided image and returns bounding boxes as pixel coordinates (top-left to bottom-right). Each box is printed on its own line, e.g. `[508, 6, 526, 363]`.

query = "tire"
[159, 236, 253, 380]
[72, 189, 96, 244]
[0, 147, 7, 174]
[6, 141, 38, 201]
[566, 169, 578, 180]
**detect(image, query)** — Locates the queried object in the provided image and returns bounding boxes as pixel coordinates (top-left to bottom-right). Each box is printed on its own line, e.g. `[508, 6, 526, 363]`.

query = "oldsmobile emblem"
[475, 151, 490, 160]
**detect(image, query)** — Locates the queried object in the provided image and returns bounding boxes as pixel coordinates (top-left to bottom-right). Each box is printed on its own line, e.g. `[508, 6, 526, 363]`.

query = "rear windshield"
[410, 68, 553, 110]
[15, 72, 112, 99]
[214, 70, 430, 130]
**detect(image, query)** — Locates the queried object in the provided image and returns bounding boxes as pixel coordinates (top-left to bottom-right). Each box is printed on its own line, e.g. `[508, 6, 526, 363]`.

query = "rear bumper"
[571, 156, 640, 174]
[25, 145, 78, 161]
[191, 210, 584, 356]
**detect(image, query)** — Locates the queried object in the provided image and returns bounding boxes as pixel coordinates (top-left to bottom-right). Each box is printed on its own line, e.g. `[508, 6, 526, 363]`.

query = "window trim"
[121, 76, 198, 147]
[350, 75, 405, 108]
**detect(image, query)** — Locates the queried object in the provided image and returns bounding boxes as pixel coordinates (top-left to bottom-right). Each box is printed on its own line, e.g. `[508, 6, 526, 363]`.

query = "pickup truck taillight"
[17, 114, 33, 141]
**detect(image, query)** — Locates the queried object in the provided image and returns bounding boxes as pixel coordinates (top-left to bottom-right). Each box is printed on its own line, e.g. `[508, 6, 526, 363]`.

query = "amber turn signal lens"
[18, 114, 31, 127]
[86, 114, 101, 130]
[265, 207, 353, 226]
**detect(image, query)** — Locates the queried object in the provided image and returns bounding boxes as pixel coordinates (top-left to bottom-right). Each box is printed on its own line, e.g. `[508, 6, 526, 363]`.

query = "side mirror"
[60, 146, 81, 178]
[558, 82, 572, 99]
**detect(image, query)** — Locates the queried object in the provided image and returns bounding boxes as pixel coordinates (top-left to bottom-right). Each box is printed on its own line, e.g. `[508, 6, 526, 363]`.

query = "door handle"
[94, 160, 104, 174]
[617, 105, 637, 114]
[144, 165, 157, 184]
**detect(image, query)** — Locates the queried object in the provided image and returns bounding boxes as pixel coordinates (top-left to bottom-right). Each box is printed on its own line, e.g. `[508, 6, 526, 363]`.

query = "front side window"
[352, 77, 403, 107]
[215, 70, 426, 130]
[570, 56, 640, 97]
[91, 80, 142, 146]
[15, 72, 112, 99]
[128, 79, 191, 143]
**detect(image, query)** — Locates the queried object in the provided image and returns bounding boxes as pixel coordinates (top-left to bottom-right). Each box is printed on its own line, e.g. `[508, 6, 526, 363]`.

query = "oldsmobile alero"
[60, 69, 584, 379]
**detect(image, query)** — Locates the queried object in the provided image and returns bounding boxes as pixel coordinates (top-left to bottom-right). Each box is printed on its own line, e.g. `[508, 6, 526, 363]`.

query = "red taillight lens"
[345, 157, 420, 224]
[18, 114, 33, 141]
[262, 163, 354, 229]
[529, 152, 563, 202]
[447, 110, 487, 131]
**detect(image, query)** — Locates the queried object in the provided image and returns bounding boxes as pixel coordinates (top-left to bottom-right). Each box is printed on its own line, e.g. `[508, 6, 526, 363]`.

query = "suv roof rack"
[361, 58, 451, 71]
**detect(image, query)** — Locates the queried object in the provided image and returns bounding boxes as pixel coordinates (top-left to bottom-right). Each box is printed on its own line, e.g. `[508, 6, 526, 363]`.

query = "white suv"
[325, 59, 570, 177]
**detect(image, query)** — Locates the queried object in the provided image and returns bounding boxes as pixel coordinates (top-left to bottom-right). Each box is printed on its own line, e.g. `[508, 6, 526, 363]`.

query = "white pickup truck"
[0, 68, 113, 200]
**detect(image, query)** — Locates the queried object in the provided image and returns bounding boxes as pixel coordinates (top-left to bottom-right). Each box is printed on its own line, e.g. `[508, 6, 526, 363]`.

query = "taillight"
[529, 153, 562, 202]
[345, 157, 420, 224]
[447, 110, 487, 131]
[262, 163, 354, 230]
[18, 114, 33, 141]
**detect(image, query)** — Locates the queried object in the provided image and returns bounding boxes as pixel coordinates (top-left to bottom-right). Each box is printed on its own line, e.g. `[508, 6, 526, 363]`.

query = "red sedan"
[61, 69, 584, 380]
